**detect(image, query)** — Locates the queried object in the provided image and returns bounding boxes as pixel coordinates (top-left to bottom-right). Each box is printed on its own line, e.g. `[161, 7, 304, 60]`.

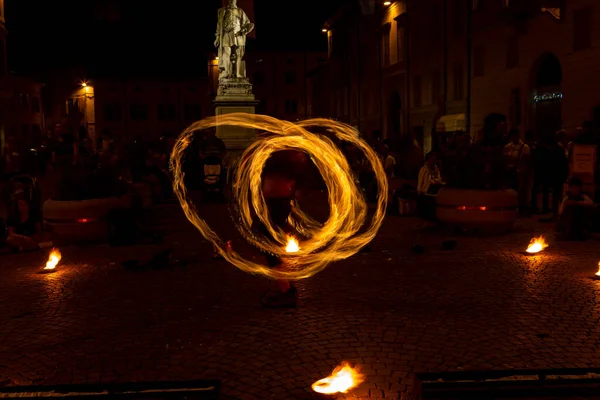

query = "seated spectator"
[556, 177, 594, 240]
[417, 152, 444, 195]
[380, 145, 396, 178]
[417, 152, 445, 222]
[6, 199, 49, 252]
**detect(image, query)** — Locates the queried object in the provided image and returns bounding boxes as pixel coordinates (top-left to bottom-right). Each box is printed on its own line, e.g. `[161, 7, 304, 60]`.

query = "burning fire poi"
[526, 236, 549, 254]
[285, 236, 299, 253]
[312, 362, 364, 395]
[44, 248, 61, 270]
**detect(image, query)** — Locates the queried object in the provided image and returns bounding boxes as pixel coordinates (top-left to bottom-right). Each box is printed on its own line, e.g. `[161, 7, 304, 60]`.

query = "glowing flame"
[596, 261, 600, 277]
[44, 248, 61, 270]
[526, 236, 549, 254]
[312, 362, 365, 394]
[285, 236, 299, 253]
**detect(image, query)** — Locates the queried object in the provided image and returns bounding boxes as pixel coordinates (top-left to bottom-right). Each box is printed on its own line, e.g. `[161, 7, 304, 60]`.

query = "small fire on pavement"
[285, 236, 299, 253]
[44, 248, 61, 270]
[525, 236, 549, 254]
[595, 262, 600, 277]
[311, 362, 365, 395]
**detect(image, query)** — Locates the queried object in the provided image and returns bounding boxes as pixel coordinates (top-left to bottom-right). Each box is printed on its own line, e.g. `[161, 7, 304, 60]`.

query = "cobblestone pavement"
[2, 199, 600, 400]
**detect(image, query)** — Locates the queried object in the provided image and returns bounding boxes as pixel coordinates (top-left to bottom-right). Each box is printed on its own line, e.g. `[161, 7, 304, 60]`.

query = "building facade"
[76, 78, 211, 146]
[470, 0, 598, 138]
[311, 0, 470, 152]
[0, 0, 45, 156]
[315, 0, 600, 151]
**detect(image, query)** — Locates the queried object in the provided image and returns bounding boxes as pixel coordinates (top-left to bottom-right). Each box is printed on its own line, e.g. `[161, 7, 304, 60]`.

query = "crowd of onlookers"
[408, 112, 600, 239]
[3, 111, 600, 249]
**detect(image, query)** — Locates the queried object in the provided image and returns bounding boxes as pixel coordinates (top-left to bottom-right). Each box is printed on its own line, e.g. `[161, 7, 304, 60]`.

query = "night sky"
[5, 0, 350, 79]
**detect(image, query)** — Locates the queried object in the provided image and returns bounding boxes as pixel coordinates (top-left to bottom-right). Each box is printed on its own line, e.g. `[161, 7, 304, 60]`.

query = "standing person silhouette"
[256, 150, 308, 308]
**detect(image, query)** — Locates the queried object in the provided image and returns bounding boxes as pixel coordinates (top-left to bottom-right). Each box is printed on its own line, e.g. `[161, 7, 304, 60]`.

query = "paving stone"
[1, 204, 600, 399]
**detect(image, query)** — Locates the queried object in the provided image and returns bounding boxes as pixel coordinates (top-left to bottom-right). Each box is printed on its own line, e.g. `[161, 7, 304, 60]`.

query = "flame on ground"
[285, 236, 299, 253]
[596, 261, 600, 277]
[44, 248, 61, 270]
[311, 362, 365, 395]
[526, 236, 549, 254]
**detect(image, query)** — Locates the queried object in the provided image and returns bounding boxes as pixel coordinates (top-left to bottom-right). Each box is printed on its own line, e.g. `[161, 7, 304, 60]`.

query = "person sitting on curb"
[6, 199, 51, 252]
[556, 176, 594, 240]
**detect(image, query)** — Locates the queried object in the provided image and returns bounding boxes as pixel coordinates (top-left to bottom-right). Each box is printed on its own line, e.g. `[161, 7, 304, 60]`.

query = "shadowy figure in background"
[532, 133, 568, 216]
[504, 128, 530, 215]
[254, 150, 308, 309]
[556, 177, 594, 240]
[6, 199, 48, 252]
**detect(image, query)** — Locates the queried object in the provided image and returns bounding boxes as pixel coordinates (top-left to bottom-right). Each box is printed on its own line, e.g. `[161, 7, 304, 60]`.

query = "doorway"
[530, 53, 562, 140]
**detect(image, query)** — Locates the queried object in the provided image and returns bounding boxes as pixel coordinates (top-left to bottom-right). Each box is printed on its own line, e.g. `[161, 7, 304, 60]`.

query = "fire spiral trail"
[170, 113, 388, 280]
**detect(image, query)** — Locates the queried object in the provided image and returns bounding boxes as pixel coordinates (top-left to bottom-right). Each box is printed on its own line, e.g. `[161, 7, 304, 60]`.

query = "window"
[454, 0, 465, 35]
[506, 35, 519, 68]
[66, 98, 79, 115]
[158, 104, 176, 121]
[473, 46, 485, 77]
[453, 65, 464, 101]
[129, 104, 148, 121]
[183, 104, 201, 120]
[0, 40, 5, 76]
[284, 72, 297, 85]
[32, 125, 42, 142]
[104, 104, 122, 121]
[382, 23, 391, 67]
[573, 8, 592, 51]
[431, 71, 441, 105]
[20, 94, 28, 109]
[253, 71, 265, 85]
[31, 97, 41, 113]
[413, 76, 422, 107]
[396, 23, 405, 62]
[285, 99, 298, 114]
[431, 6, 441, 47]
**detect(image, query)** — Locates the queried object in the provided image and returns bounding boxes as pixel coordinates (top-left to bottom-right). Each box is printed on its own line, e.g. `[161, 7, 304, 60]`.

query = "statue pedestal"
[213, 78, 260, 151]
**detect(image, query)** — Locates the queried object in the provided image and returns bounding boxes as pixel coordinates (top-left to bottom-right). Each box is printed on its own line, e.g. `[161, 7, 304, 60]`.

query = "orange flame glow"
[526, 236, 548, 253]
[285, 236, 299, 253]
[44, 248, 61, 270]
[596, 261, 600, 277]
[312, 362, 365, 395]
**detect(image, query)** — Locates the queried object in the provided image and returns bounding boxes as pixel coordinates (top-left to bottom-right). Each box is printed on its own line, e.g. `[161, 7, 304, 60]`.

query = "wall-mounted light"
[383, 1, 392, 5]
[322, 28, 328, 33]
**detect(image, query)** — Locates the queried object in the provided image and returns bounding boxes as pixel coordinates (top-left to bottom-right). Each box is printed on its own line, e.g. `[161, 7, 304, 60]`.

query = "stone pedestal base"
[214, 99, 260, 151]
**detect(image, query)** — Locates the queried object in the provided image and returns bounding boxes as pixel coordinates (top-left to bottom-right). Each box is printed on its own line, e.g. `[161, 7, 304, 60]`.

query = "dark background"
[5, 0, 349, 77]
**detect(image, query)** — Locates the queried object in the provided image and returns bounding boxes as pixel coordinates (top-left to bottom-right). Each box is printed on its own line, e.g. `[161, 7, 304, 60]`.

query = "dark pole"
[443, 0, 448, 116]
[466, 0, 473, 135]
[356, 15, 362, 132]
[304, 52, 308, 118]
[406, 0, 411, 135]
[378, 7, 384, 138]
